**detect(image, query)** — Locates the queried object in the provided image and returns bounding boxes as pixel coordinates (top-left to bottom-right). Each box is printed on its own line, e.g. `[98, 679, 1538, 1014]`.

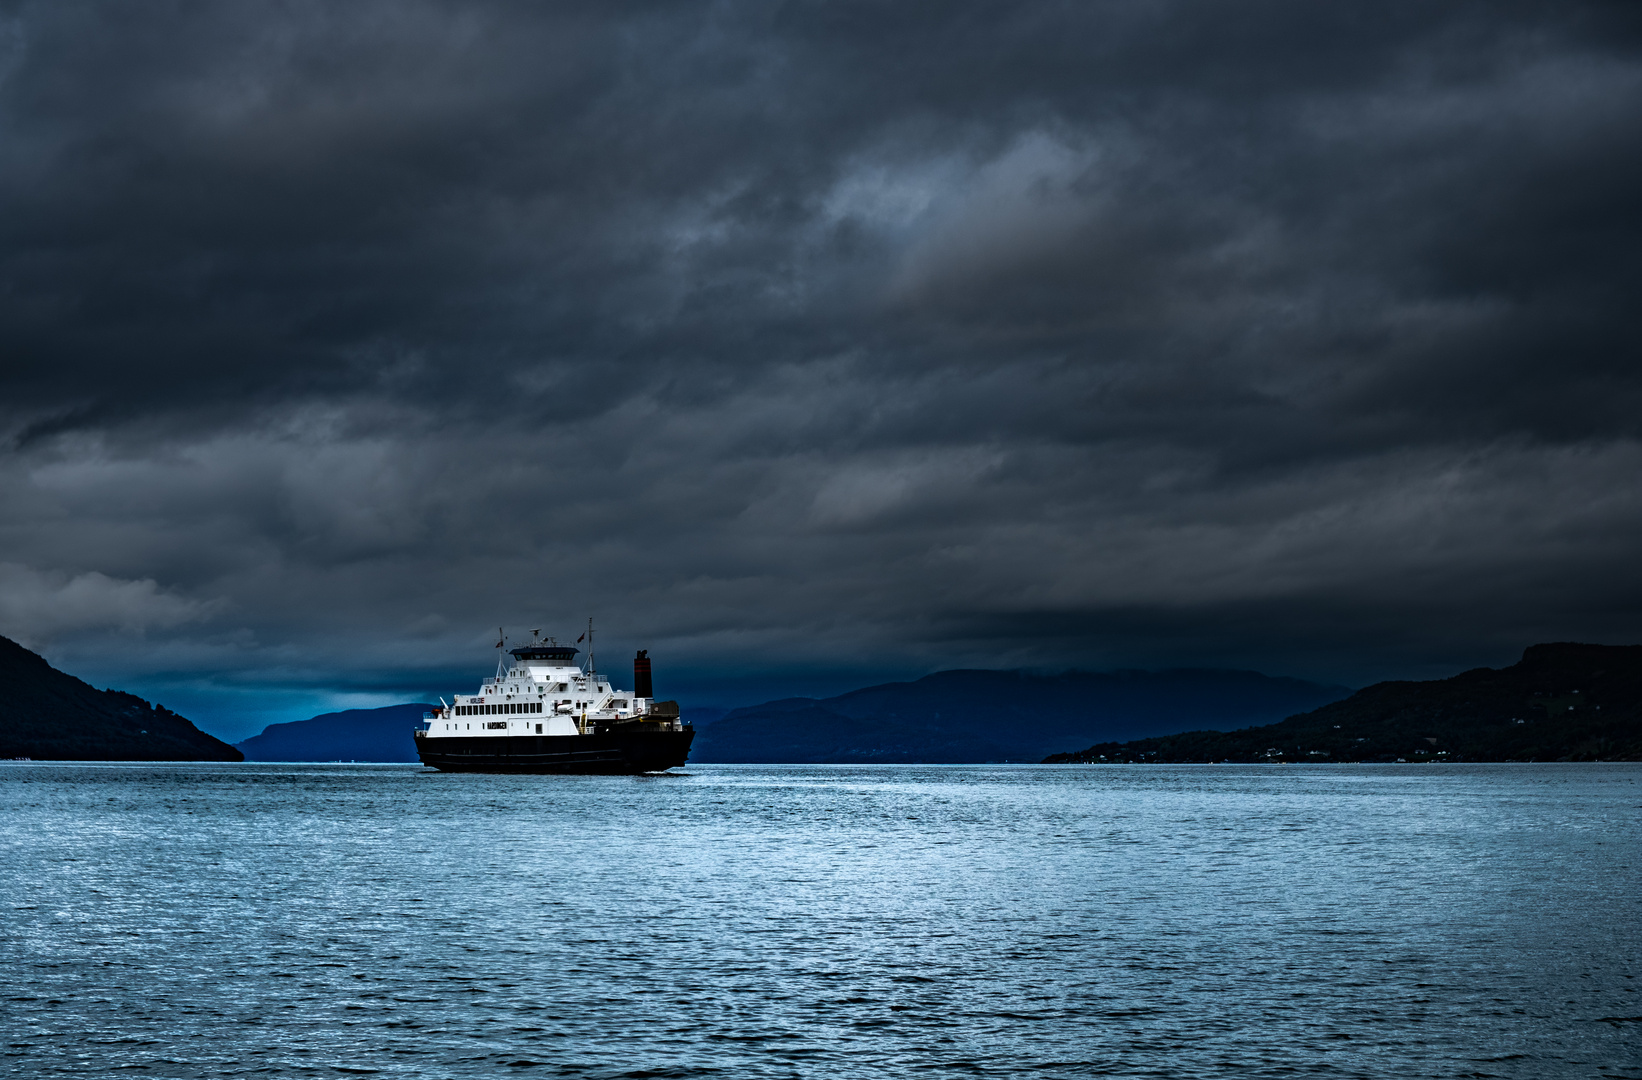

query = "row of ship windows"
[441, 723, 545, 733]
[455, 700, 628, 715]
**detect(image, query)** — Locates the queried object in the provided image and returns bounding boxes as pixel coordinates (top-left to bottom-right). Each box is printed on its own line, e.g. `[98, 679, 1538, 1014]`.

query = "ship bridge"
[509, 645, 579, 667]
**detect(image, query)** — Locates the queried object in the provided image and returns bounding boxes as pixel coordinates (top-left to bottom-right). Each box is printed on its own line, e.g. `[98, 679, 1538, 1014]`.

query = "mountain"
[1044, 643, 1642, 763]
[690, 668, 1351, 764]
[0, 634, 242, 761]
[235, 703, 433, 762]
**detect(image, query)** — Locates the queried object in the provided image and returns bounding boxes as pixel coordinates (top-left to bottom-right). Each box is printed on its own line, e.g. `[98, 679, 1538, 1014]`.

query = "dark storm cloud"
[1, 1, 1640, 736]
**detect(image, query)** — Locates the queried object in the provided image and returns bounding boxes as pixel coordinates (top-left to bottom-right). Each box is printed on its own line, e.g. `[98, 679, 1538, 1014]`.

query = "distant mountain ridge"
[691, 668, 1351, 764]
[0, 634, 241, 761]
[1045, 643, 1642, 763]
[236, 703, 433, 762]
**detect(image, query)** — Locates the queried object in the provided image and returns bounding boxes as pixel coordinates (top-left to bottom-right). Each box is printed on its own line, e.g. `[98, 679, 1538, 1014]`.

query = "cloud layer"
[1, 1, 1639, 736]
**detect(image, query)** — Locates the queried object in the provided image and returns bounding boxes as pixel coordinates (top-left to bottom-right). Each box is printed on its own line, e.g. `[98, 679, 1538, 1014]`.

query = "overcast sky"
[1, 1, 1639, 740]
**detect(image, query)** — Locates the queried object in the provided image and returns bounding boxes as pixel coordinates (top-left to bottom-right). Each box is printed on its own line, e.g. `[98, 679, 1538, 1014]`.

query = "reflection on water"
[1, 762, 1638, 1078]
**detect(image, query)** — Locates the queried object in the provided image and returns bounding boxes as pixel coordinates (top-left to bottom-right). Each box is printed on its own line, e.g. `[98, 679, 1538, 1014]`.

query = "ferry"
[413, 627, 692, 773]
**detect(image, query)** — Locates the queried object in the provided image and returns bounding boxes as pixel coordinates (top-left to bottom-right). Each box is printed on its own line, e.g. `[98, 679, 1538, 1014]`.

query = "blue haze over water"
[1, 763, 1638, 1078]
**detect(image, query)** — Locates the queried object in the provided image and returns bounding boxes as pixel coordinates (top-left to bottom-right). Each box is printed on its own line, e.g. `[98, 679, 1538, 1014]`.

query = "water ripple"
[1, 762, 1638, 1078]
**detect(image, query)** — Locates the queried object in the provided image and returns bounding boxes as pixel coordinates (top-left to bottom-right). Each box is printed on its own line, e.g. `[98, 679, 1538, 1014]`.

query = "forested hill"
[0, 634, 242, 761]
[691, 667, 1349, 764]
[1045, 643, 1642, 763]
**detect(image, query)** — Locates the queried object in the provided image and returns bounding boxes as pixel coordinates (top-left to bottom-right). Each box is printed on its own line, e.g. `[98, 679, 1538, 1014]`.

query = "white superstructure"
[419, 632, 676, 739]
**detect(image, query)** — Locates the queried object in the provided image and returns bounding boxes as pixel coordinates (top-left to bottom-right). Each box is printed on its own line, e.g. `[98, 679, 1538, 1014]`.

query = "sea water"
[0, 763, 1637, 1078]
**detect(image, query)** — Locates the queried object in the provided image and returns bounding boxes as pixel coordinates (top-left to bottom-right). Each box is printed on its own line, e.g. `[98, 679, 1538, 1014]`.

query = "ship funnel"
[633, 650, 653, 698]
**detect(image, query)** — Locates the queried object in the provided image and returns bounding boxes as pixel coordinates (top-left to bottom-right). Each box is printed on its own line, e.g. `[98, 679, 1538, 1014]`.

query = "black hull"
[414, 729, 693, 774]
